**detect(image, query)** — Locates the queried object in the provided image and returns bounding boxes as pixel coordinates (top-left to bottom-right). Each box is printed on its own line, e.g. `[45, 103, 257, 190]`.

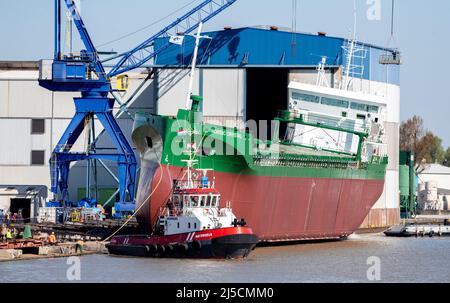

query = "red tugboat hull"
[106, 227, 258, 259]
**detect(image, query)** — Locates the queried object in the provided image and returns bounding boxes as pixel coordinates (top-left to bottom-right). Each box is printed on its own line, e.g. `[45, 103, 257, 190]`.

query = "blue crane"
[39, 0, 238, 215]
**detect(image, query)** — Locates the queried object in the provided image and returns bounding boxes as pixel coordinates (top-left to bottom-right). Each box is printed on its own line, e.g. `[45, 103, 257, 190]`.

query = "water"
[1, 233, 449, 283]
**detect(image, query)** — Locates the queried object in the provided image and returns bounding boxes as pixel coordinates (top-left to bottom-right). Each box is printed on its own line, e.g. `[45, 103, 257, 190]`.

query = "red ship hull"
[137, 165, 385, 242]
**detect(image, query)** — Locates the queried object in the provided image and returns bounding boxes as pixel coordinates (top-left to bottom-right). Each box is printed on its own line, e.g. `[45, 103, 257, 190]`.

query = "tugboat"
[106, 160, 259, 259]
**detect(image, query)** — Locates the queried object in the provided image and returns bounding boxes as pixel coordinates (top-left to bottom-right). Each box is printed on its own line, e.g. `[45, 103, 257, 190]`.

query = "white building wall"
[419, 174, 450, 191]
[156, 68, 246, 128]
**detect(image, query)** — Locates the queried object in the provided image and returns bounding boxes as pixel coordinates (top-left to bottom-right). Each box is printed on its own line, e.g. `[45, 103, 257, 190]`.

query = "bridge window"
[188, 222, 191, 229]
[292, 92, 320, 104]
[321, 97, 349, 109]
[367, 105, 379, 114]
[211, 196, 217, 207]
[206, 196, 212, 207]
[351, 102, 380, 114]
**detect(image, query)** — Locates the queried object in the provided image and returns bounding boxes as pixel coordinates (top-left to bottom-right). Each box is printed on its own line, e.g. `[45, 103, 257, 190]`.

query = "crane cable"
[96, 0, 199, 48]
[291, 0, 298, 54]
[386, 0, 398, 48]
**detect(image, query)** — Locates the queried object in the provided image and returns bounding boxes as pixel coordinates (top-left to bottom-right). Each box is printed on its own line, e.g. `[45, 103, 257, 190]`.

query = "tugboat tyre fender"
[157, 244, 165, 253]
[150, 244, 158, 253]
[192, 240, 202, 251]
[165, 244, 174, 253]
[178, 243, 189, 252]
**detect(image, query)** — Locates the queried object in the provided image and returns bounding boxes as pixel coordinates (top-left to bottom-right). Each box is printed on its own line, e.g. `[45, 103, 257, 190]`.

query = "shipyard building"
[0, 26, 400, 228]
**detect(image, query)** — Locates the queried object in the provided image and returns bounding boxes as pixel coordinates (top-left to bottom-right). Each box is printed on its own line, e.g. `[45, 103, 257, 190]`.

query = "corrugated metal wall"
[0, 70, 154, 201]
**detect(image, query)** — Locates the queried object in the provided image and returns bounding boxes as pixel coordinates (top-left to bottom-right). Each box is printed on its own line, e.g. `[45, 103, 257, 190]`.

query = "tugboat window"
[200, 196, 205, 207]
[191, 196, 199, 207]
[188, 222, 191, 229]
[206, 196, 212, 207]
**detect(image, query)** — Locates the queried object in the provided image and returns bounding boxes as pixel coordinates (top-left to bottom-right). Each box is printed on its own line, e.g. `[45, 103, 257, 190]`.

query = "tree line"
[400, 115, 450, 170]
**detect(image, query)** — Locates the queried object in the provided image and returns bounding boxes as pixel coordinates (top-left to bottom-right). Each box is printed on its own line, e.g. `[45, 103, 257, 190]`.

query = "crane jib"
[106, 0, 238, 78]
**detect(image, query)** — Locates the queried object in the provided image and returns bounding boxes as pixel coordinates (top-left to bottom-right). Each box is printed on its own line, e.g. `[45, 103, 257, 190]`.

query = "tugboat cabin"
[157, 178, 236, 236]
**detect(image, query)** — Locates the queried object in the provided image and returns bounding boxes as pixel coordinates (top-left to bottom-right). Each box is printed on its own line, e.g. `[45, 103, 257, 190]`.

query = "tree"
[400, 115, 423, 151]
[444, 148, 450, 167]
[415, 131, 445, 168]
[400, 115, 446, 169]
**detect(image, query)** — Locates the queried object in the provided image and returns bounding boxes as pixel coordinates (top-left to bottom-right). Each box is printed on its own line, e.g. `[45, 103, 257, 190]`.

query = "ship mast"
[182, 23, 209, 187]
[185, 22, 211, 109]
[340, 0, 367, 92]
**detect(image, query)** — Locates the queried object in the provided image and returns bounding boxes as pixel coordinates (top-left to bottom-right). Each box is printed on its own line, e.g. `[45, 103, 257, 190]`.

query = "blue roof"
[154, 27, 400, 85]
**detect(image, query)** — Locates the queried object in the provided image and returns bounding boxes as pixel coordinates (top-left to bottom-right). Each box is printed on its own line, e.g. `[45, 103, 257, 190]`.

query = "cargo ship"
[131, 76, 388, 242]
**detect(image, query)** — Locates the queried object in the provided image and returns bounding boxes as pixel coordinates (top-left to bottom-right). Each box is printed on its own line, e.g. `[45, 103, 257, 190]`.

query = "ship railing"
[277, 110, 368, 134]
[173, 179, 211, 189]
[362, 141, 388, 164]
[159, 205, 183, 218]
[252, 155, 360, 170]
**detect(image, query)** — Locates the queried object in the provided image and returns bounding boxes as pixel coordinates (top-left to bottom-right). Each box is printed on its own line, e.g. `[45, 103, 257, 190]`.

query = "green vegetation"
[400, 115, 449, 168]
[444, 148, 450, 167]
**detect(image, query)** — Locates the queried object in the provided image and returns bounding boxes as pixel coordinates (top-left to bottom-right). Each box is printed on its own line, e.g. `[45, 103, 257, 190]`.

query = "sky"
[1, 0, 449, 147]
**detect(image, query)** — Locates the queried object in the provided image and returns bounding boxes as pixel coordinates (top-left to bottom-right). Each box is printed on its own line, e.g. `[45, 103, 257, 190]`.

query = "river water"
[1, 233, 449, 283]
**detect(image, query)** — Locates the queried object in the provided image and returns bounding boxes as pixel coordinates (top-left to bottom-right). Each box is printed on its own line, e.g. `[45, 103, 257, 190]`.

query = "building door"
[10, 198, 31, 223]
[246, 68, 289, 140]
